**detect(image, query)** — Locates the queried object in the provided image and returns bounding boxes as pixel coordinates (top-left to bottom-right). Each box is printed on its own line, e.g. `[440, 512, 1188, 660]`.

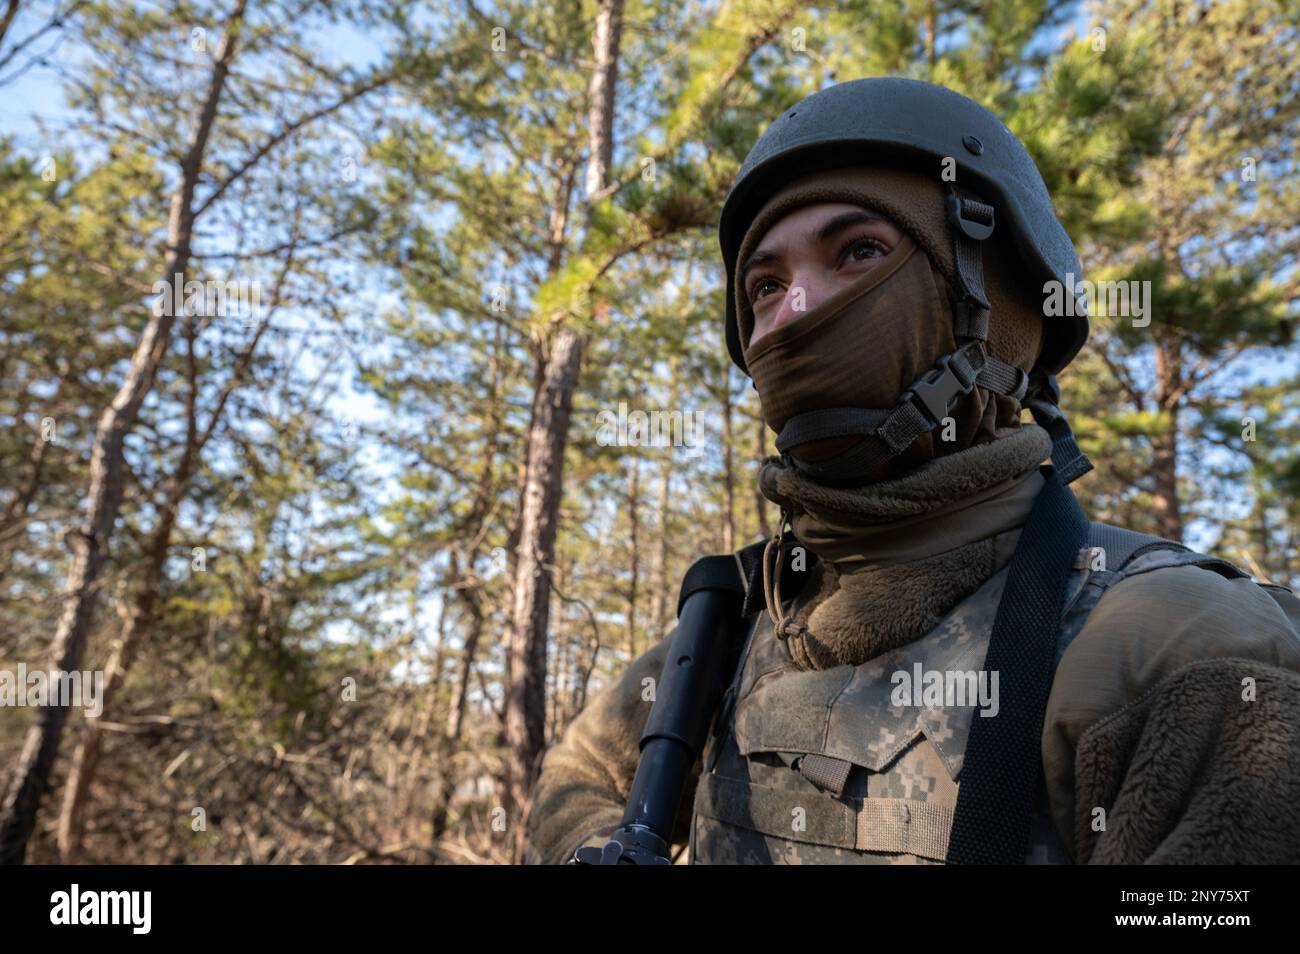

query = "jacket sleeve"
[1041, 563, 1300, 863]
[524, 629, 704, 865]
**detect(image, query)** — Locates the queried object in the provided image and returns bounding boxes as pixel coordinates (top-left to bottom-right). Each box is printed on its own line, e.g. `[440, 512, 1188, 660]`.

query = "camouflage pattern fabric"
[689, 545, 1235, 865]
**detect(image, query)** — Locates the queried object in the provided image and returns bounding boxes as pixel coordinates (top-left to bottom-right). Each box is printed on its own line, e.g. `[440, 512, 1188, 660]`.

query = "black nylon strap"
[1025, 398, 1092, 485]
[1023, 371, 1093, 485]
[976, 357, 1028, 400]
[945, 468, 1089, 864]
[774, 407, 890, 449]
[953, 231, 991, 312]
[946, 187, 993, 322]
[877, 399, 939, 453]
[735, 539, 770, 617]
[952, 300, 990, 341]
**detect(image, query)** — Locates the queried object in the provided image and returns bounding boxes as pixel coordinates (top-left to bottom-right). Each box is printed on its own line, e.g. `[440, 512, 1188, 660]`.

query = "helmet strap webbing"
[1024, 371, 1093, 485]
[946, 184, 1093, 485]
[945, 184, 994, 342]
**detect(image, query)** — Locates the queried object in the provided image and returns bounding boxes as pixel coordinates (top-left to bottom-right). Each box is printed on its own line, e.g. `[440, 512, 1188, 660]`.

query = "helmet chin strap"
[1022, 369, 1093, 484]
[773, 185, 1093, 487]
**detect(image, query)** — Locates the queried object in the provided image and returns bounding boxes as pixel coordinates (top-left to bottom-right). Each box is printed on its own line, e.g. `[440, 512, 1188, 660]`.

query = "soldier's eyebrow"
[741, 210, 887, 285]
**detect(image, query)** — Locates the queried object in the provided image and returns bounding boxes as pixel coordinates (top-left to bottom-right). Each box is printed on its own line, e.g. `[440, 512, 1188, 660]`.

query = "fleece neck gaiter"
[758, 425, 1053, 671]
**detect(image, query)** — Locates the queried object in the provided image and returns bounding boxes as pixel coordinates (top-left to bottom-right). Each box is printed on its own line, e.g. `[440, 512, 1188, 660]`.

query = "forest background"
[0, 0, 1296, 864]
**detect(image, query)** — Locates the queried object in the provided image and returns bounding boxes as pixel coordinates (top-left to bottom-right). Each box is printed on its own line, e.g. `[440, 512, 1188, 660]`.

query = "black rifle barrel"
[573, 555, 748, 864]
[625, 582, 746, 831]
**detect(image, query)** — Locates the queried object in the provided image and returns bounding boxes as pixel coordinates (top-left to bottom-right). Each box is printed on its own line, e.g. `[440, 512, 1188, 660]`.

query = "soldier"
[525, 78, 1300, 865]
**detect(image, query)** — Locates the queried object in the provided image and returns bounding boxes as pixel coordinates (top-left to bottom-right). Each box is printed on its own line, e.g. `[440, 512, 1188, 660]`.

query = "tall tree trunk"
[548, 558, 570, 739]
[1152, 337, 1184, 542]
[56, 212, 290, 862]
[55, 501, 176, 861]
[647, 356, 678, 642]
[573, 597, 602, 715]
[623, 457, 640, 660]
[648, 446, 673, 642]
[0, 1, 246, 864]
[0, 0, 21, 53]
[503, 0, 622, 862]
[433, 318, 507, 845]
[445, 596, 484, 747]
[584, 0, 623, 200]
[432, 595, 478, 842]
[1252, 479, 1273, 575]
[432, 544, 490, 843]
[502, 325, 584, 846]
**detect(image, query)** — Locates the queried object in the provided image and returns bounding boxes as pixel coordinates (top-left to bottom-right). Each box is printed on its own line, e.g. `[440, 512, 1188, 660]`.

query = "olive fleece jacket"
[524, 511, 1300, 866]
[1044, 565, 1300, 863]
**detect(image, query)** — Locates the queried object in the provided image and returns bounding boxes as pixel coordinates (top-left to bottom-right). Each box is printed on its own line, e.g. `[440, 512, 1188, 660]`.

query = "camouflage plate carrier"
[688, 523, 1264, 865]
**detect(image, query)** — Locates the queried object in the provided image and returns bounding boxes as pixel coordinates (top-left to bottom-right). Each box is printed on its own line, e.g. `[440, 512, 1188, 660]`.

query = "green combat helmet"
[719, 77, 1092, 484]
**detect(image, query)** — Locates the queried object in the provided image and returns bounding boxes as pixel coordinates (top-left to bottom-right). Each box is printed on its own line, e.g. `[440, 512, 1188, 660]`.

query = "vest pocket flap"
[697, 774, 952, 862]
[734, 665, 927, 772]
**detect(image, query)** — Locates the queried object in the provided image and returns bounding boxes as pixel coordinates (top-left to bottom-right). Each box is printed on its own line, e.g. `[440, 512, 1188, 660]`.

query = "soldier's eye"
[839, 235, 890, 265]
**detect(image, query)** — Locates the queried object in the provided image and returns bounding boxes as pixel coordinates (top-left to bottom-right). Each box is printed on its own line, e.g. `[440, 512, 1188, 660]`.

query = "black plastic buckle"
[899, 354, 977, 425]
[945, 191, 994, 241]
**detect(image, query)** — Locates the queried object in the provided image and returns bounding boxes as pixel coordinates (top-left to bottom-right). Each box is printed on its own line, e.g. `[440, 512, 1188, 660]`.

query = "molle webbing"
[699, 774, 954, 861]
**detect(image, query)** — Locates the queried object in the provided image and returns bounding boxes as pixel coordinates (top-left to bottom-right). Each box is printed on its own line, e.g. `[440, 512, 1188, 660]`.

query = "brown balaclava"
[735, 164, 1044, 483]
